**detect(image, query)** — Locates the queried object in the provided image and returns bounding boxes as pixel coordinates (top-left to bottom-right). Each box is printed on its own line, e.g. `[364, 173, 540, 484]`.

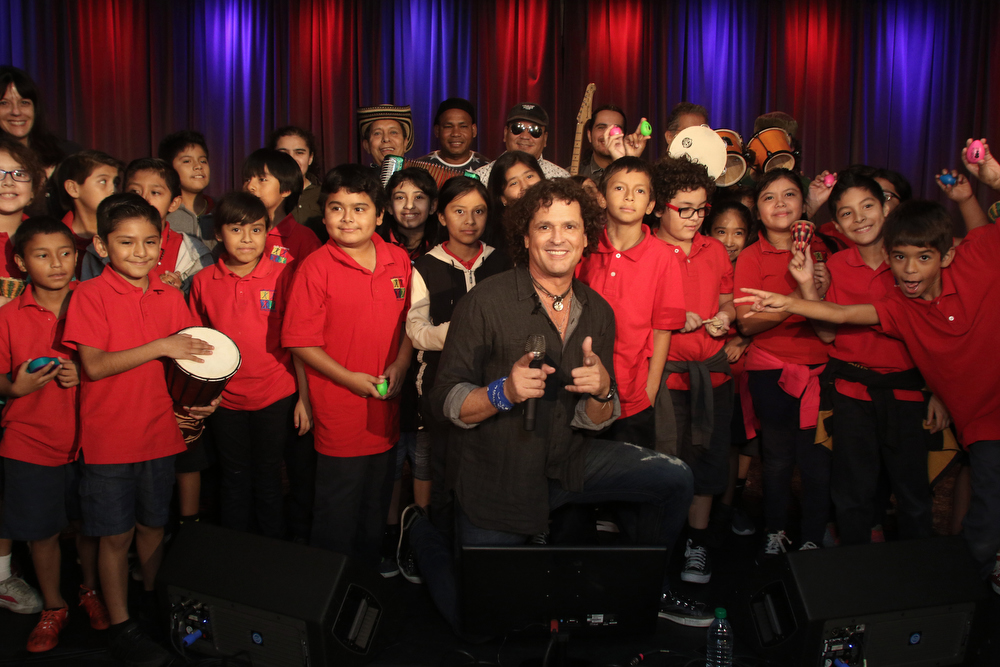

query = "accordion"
[379, 156, 479, 189]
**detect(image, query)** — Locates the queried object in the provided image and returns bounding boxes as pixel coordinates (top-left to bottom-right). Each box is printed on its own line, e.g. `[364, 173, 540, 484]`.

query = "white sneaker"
[680, 539, 711, 584]
[758, 530, 791, 563]
[798, 541, 820, 550]
[0, 575, 44, 614]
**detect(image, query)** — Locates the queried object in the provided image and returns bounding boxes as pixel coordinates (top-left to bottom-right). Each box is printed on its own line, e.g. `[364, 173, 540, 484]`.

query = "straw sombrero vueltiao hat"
[357, 104, 414, 153]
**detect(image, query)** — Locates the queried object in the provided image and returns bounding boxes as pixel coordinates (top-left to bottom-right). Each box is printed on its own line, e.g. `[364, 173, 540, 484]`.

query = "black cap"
[506, 103, 549, 126]
[434, 98, 476, 126]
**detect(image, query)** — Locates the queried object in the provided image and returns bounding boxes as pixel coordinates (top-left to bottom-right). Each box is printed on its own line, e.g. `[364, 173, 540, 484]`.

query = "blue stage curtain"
[1, 0, 998, 217]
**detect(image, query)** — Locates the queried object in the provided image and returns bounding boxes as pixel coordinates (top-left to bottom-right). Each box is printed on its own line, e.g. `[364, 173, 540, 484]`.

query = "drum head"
[764, 152, 797, 172]
[175, 327, 241, 380]
[668, 125, 727, 180]
[717, 154, 747, 187]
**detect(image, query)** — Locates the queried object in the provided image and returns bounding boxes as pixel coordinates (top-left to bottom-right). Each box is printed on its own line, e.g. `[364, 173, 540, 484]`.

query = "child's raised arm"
[961, 138, 1000, 192]
[735, 288, 880, 327]
[935, 169, 988, 233]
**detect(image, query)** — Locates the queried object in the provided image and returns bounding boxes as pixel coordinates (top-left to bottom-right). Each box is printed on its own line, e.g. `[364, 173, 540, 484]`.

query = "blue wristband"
[487, 377, 513, 412]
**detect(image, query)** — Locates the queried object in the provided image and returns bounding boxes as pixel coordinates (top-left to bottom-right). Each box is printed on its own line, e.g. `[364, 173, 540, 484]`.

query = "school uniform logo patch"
[391, 277, 406, 300]
[260, 290, 275, 310]
[269, 246, 291, 264]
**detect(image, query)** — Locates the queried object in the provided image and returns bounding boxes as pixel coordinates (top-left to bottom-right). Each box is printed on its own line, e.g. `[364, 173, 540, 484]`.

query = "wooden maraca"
[791, 220, 815, 252]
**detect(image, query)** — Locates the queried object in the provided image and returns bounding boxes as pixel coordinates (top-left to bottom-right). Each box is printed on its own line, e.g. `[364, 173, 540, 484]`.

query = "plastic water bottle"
[706, 607, 733, 667]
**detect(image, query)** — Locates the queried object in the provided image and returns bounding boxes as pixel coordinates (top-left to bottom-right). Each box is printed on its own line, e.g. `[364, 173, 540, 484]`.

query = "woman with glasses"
[733, 168, 833, 560]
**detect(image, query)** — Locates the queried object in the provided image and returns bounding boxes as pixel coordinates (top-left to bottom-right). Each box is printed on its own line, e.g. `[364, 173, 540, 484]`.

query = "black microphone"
[524, 334, 546, 431]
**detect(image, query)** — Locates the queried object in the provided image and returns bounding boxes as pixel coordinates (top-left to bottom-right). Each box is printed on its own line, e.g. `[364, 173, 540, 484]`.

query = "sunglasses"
[508, 122, 544, 139]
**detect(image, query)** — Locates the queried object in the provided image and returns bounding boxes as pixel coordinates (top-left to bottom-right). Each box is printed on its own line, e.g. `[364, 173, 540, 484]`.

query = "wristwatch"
[591, 378, 617, 403]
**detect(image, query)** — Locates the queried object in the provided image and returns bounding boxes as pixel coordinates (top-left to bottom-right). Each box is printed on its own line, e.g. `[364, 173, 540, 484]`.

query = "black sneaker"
[397, 504, 425, 584]
[108, 620, 172, 667]
[680, 538, 712, 584]
[658, 592, 714, 627]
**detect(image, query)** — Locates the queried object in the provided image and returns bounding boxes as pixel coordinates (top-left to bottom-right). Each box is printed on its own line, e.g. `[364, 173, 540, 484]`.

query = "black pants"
[748, 369, 831, 544]
[208, 394, 295, 539]
[311, 446, 395, 567]
[284, 416, 316, 542]
[830, 391, 933, 545]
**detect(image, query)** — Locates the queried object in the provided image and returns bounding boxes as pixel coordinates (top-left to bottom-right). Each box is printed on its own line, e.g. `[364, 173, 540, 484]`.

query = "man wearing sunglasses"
[474, 103, 570, 187]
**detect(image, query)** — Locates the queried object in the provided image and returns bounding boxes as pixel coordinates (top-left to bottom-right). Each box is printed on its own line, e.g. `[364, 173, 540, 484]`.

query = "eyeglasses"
[0, 169, 30, 183]
[883, 191, 899, 203]
[508, 122, 544, 139]
[665, 202, 711, 219]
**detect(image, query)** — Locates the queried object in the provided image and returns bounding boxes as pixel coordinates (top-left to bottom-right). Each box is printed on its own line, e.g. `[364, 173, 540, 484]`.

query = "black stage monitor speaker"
[158, 523, 394, 666]
[734, 536, 989, 667]
[461, 545, 667, 638]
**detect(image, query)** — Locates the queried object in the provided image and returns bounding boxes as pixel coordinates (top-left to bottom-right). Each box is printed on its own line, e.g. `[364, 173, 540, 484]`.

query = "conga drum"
[165, 327, 241, 408]
[747, 127, 797, 173]
[715, 129, 752, 187]
[668, 125, 727, 181]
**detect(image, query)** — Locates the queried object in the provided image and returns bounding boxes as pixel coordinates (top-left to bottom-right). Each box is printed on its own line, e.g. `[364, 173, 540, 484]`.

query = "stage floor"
[1, 463, 997, 666]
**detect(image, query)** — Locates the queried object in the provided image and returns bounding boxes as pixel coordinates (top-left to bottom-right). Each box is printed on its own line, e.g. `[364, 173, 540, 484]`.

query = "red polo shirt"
[734, 236, 830, 365]
[660, 235, 734, 390]
[265, 213, 322, 271]
[62, 267, 195, 464]
[282, 236, 411, 457]
[577, 228, 686, 417]
[873, 224, 1000, 446]
[0, 285, 79, 465]
[0, 232, 24, 280]
[189, 256, 296, 411]
[825, 247, 922, 402]
[61, 211, 95, 280]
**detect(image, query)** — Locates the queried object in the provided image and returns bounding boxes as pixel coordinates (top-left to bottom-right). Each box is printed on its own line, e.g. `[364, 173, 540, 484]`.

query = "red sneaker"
[79, 586, 110, 630]
[27, 607, 69, 652]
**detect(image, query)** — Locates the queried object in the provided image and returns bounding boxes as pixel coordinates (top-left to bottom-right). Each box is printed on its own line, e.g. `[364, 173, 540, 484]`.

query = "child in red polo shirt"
[124, 158, 215, 531]
[650, 157, 734, 584]
[243, 148, 321, 273]
[123, 158, 212, 293]
[737, 197, 1000, 596]
[577, 157, 686, 446]
[53, 150, 123, 280]
[283, 164, 412, 568]
[190, 192, 311, 538]
[0, 217, 110, 652]
[703, 201, 758, 538]
[0, 137, 45, 305]
[62, 193, 218, 666]
[733, 168, 832, 558]
[800, 172, 948, 546]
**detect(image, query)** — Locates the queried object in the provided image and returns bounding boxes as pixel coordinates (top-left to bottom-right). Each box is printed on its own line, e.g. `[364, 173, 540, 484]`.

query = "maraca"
[940, 173, 957, 186]
[27, 357, 60, 373]
[639, 119, 652, 137]
[376, 378, 388, 396]
[791, 220, 815, 252]
[608, 126, 623, 137]
[967, 140, 984, 163]
[823, 174, 836, 188]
